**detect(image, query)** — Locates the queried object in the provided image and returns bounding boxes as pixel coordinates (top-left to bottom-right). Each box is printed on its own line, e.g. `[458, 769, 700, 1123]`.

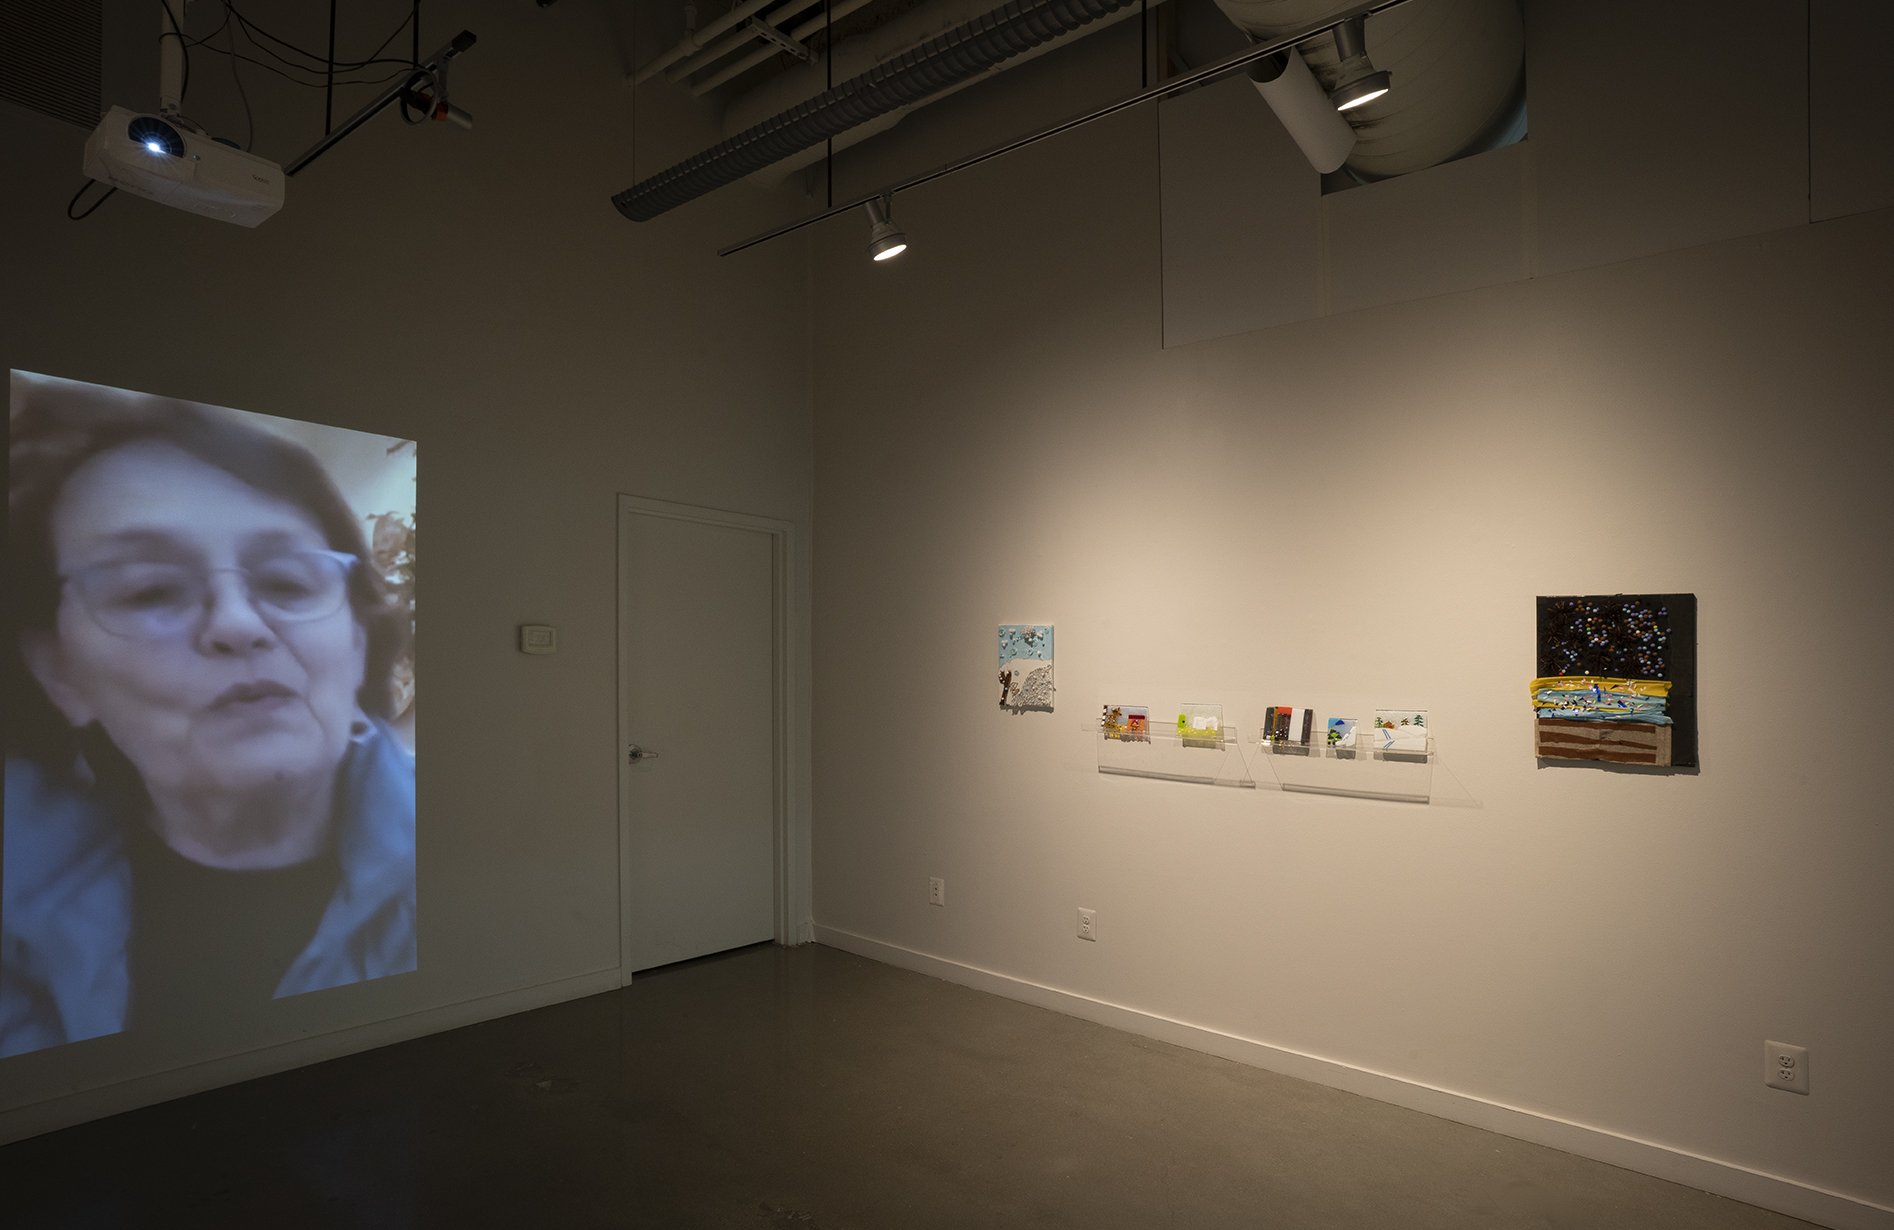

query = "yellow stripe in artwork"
[1529, 676, 1671, 703]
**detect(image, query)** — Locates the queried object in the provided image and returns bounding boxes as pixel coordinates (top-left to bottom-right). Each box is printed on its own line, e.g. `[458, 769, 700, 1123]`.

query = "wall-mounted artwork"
[1100, 705, 1149, 742]
[1263, 706, 1314, 748]
[998, 624, 1054, 711]
[1326, 716, 1359, 754]
[1177, 702, 1223, 749]
[1374, 709, 1429, 755]
[1532, 594, 1697, 768]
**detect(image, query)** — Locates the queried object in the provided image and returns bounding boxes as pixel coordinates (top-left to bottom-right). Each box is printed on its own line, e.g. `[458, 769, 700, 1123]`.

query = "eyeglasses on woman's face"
[60, 549, 360, 641]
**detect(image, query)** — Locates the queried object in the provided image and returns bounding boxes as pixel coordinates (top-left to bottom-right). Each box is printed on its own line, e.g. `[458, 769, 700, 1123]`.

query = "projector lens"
[126, 115, 185, 158]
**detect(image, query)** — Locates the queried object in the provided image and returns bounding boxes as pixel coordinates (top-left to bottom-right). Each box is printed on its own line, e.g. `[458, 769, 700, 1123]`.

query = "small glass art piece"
[998, 624, 1054, 711]
[1177, 703, 1223, 749]
[1373, 710, 1429, 753]
[1101, 704, 1149, 742]
[1533, 595, 1697, 767]
[1326, 716, 1359, 755]
[1263, 706, 1314, 750]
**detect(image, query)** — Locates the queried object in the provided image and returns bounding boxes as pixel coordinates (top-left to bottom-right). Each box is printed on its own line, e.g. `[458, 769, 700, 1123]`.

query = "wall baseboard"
[814, 925, 1893, 1230]
[0, 967, 621, 1147]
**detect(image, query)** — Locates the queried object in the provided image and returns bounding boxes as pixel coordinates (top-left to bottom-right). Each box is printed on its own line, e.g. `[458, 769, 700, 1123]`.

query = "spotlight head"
[1327, 16, 1390, 113]
[865, 196, 908, 262]
[869, 227, 907, 261]
[1331, 70, 1391, 112]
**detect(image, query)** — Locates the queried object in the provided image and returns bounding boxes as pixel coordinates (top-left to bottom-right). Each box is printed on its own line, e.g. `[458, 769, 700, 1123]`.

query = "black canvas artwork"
[1533, 594, 1697, 769]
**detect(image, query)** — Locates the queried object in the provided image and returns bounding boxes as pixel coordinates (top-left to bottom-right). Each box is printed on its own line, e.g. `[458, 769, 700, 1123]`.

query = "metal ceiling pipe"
[690, 0, 881, 97]
[666, 0, 833, 87]
[632, 0, 787, 86]
[613, 0, 1144, 222]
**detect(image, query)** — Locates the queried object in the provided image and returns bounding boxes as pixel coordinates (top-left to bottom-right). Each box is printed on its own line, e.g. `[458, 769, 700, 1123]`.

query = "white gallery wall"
[0, 0, 813, 1140]
[809, 3, 1893, 1226]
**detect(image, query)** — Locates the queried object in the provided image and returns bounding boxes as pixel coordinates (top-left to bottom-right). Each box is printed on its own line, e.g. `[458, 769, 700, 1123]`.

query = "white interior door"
[619, 501, 780, 976]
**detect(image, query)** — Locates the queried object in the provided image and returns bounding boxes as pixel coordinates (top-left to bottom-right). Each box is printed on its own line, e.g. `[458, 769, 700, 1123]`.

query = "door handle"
[627, 744, 661, 763]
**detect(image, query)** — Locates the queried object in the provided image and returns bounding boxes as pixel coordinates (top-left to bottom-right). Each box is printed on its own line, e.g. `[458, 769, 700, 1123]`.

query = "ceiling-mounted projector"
[82, 107, 285, 227]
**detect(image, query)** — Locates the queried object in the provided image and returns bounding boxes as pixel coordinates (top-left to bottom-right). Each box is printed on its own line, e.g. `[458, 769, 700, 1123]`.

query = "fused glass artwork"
[1101, 705, 1149, 742]
[1263, 706, 1314, 746]
[1532, 594, 1697, 768]
[1326, 717, 1358, 747]
[998, 624, 1054, 711]
[1373, 710, 1429, 753]
[1177, 703, 1223, 749]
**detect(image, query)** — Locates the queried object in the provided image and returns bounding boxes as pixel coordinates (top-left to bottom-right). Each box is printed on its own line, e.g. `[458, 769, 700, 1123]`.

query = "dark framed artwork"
[1532, 594, 1697, 769]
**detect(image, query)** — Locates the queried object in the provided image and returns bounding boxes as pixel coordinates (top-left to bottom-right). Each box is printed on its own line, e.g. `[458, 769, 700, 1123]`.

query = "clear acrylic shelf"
[1096, 727, 1255, 789]
[1094, 725, 1439, 803]
[1253, 735, 1434, 804]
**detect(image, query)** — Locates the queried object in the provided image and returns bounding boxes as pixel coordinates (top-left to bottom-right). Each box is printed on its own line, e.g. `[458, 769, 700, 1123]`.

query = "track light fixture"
[865, 194, 908, 262]
[1328, 17, 1391, 113]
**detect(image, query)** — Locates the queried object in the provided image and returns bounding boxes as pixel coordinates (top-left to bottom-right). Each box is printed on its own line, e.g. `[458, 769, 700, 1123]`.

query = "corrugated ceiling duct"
[613, 0, 1144, 221]
[1212, 0, 1523, 180]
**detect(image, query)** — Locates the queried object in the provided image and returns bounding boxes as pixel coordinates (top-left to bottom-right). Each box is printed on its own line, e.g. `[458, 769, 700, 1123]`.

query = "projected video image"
[2, 372, 416, 1059]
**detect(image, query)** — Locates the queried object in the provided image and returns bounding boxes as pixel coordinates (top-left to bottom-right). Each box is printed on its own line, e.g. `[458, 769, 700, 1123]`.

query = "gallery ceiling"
[621, 0, 1527, 220]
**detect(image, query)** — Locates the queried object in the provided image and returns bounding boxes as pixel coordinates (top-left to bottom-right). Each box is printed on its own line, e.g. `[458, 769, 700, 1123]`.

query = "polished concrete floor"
[5, 943, 1814, 1229]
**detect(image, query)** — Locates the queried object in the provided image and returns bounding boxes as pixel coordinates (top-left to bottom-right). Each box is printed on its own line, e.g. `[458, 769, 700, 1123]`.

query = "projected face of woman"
[27, 441, 367, 827]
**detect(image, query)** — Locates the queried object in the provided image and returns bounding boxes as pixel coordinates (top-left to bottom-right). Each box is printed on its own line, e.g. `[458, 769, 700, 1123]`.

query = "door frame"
[615, 493, 802, 986]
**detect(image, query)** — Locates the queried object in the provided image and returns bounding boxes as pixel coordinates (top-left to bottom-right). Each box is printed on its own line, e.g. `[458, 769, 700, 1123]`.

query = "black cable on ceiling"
[325, 0, 338, 132]
[218, 4, 414, 75]
[226, 6, 254, 149]
[67, 181, 117, 221]
[183, 5, 420, 94]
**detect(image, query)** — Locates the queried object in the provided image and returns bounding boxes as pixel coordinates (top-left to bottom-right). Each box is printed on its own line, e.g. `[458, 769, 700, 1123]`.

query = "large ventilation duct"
[1213, 0, 1523, 181]
[614, 0, 1144, 222]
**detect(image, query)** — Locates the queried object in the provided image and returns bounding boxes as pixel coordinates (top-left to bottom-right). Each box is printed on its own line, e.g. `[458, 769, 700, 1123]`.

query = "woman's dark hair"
[5, 376, 408, 767]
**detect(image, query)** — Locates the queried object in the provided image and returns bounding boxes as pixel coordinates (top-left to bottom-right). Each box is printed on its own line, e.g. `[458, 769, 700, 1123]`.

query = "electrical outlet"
[1077, 908, 1097, 941]
[1764, 1040, 1809, 1094]
[928, 877, 945, 907]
